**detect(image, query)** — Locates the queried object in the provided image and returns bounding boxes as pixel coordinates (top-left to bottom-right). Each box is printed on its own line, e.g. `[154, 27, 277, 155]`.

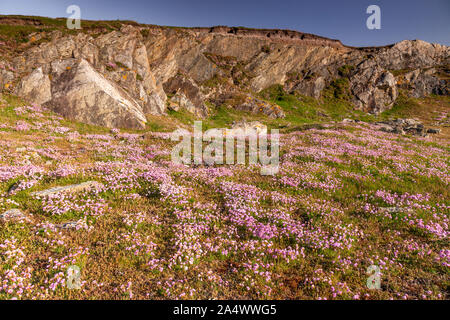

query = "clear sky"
[1, 0, 449, 47]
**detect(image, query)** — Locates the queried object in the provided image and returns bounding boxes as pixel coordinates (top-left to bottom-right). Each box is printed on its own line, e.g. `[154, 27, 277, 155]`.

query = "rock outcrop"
[6, 26, 166, 129]
[44, 59, 147, 129]
[164, 73, 209, 117]
[288, 76, 326, 99]
[375, 118, 440, 136]
[375, 40, 449, 70]
[15, 67, 51, 105]
[0, 18, 448, 127]
[350, 61, 398, 113]
[234, 94, 285, 118]
[397, 68, 448, 98]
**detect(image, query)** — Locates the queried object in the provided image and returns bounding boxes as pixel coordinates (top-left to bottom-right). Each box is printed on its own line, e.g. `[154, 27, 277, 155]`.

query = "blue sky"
[1, 0, 449, 46]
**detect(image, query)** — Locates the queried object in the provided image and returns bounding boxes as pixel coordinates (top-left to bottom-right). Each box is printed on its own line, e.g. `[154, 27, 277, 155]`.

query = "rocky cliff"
[0, 16, 448, 129]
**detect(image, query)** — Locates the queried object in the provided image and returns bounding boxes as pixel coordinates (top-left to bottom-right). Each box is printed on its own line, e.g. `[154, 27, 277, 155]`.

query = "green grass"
[0, 14, 141, 51]
[167, 108, 197, 126]
[326, 78, 351, 100]
[390, 69, 413, 77]
[0, 91, 449, 300]
[155, 83, 447, 133]
[379, 93, 422, 119]
[258, 84, 364, 127]
[337, 65, 355, 77]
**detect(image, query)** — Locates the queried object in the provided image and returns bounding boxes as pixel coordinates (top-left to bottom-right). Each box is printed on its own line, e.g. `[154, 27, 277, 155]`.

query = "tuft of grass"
[325, 78, 351, 100]
[337, 65, 354, 77]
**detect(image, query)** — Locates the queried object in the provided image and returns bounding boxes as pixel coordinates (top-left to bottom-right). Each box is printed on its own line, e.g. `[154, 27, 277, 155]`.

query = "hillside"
[0, 15, 448, 130]
[0, 15, 449, 300]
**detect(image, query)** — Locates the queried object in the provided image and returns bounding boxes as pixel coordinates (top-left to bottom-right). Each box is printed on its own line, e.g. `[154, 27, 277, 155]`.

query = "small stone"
[55, 221, 81, 230]
[426, 128, 441, 134]
[230, 121, 268, 136]
[31, 181, 102, 197]
[167, 103, 180, 112]
[379, 207, 413, 214]
[379, 125, 395, 133]
[0, 209, 29, 222]
[55, 219, 90, 230]
[7, 181, 21, 195]
[404, 118, 421, 126]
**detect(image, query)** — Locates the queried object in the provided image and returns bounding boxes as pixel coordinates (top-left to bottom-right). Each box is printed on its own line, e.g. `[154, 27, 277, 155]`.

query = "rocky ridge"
[0, 18, 448, 129]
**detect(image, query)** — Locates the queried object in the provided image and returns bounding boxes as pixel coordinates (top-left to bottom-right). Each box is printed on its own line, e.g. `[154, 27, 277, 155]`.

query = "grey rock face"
[376, 40, 450, 70]
[6, 25, 449, 123]
[164, 74, 208, 117]
[289, 76, 326, 99]
[96, 28, 167, 115]
[397, 68, 448, 98]
[15, 67, 51, 105]
[12, 27, 166, 128]
[350, 61, 398, 114]
[45, 59, 147, 129]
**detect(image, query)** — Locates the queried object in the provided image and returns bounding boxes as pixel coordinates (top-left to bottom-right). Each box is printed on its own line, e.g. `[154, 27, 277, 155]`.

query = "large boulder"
[12, 27, 167, 118]
[350, 61, 398, 113]
[15, 67, 51, 105]
[0, 68, 15, 90]
[230, 121, 268, 135]
[96, 26, 167, 115]
[45, 59, 147, 129]
[289, 76, 326, 99]
[164, 74, 208, 117]
[375, 118, 431, 136]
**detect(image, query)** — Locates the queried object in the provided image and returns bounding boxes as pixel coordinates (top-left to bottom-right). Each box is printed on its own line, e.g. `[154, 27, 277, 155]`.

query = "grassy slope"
[0, 93, 448, 300]
[146, 85, 449, 134]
